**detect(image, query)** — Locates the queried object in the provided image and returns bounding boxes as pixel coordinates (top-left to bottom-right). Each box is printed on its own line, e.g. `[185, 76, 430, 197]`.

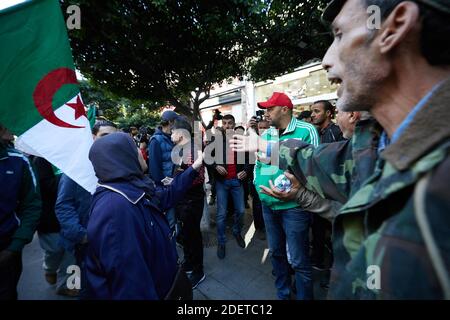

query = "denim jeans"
[262, 205, 313, 300]
[165, 207, 177, 232]
[216, 179, 245, 245]
[38, 232, 76, 291]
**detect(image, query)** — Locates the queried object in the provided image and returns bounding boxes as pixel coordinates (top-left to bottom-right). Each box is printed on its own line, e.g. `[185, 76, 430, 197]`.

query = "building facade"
[199, 62, 338, 127]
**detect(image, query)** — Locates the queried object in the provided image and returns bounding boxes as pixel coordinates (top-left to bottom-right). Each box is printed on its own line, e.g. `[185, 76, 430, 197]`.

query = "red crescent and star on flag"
[33, 67, 86, 128]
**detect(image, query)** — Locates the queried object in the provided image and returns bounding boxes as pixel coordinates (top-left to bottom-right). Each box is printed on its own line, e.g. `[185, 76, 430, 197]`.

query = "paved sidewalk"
[18, 202, 329, 300]
[192, 224, 276, 300]
[192, 202, 329, 300]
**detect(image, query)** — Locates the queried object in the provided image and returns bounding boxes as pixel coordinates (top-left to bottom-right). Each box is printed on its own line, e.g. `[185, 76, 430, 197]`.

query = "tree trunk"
[192, 100, 207, 129]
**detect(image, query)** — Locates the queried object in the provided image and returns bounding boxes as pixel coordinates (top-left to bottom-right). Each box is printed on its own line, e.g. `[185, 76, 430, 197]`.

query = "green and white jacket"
[254, 116, 319, 210]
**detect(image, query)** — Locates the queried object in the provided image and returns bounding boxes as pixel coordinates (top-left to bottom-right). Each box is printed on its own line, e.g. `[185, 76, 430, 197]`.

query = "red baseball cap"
[257, 92, 293, 109]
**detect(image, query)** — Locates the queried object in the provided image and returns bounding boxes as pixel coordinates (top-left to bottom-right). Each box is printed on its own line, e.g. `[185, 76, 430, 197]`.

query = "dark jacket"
[85, 132, 199, 299]
[148, 128, 174, 184]
[0, 145, 41, 252]
[319, 122, 344, 144]
[173, 142, 205, 200]
[205, 130, 251, 182]
[86, 183, 176, 300]
[55, 174, 92, 251]
[31, 156, 60, 234]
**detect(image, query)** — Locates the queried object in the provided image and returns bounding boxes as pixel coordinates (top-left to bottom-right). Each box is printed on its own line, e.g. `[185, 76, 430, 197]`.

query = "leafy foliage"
[79, 80, 161, 129]
[245, 0, 331, 81]
[63, 0, 331, 125]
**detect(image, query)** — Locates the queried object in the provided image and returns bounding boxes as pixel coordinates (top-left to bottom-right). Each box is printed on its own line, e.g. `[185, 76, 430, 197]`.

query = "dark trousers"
[206, 167, 216, 197]
[0, 250, 22, 300]
[243, 177, 250, 203]
[178, 197, 204, 273]
[311, 215, 333, 268]
[250, 183, 265, 230]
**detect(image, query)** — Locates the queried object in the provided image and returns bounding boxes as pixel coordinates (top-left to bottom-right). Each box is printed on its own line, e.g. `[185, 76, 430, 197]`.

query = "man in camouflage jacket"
[278, 89, 449, 298]
[231, 0, 450, 299]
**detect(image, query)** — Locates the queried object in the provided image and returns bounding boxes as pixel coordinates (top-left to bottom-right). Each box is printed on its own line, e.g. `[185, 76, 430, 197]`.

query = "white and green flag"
[0, 0, 96, 193]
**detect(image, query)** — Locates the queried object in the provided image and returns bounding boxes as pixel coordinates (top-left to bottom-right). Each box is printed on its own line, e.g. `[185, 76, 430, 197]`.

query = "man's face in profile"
[322, 0, 386, 112]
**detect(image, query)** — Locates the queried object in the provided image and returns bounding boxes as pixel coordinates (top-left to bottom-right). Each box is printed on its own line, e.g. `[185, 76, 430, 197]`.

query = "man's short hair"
[92, 120, 117, 135]
[363, 0, 450, 66]
[314, 100, 335, 118]
[222, 114, 235, 123]
[298, 110, 312, 120]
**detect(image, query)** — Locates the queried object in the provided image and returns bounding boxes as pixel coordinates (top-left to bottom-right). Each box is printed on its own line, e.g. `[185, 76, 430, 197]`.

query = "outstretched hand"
[259, 171, 302, 202]
[230, 128, 265, 153]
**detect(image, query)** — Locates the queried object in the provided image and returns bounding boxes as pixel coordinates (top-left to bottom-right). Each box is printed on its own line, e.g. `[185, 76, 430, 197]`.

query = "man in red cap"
[253, 92, 319, 300]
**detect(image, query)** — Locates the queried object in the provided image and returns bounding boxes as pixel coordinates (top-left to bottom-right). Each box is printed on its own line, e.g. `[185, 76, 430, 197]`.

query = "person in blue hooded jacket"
[148, 110, 179, 235]
[86, 132, 203, 300]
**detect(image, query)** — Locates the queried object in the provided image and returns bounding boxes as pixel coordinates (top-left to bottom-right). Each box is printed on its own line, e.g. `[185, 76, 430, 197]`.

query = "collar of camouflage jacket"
[382, 76, 450, 171]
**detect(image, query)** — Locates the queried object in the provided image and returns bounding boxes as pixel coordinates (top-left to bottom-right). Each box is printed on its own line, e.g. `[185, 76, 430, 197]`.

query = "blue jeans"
[216, 179, 245, 245]
[165, 207, 178, 233]
[262, 205, 313, 300]
[38, 232, 76, 291]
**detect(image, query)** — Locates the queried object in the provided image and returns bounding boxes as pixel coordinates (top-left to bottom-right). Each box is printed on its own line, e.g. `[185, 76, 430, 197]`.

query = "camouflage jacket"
[278, 78, 450, 299]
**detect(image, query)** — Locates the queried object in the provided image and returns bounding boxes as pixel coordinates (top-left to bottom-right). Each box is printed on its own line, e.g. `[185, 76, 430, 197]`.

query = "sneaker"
[189, 271, 206, 289]
[45, 272, 57, 285]
[234, 234, 245, 248]
[217, 244, 226, 259]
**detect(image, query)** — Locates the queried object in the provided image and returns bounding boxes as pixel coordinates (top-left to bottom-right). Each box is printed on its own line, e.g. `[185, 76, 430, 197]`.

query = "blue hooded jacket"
[148, 128, 174, 184]
[86, 133, 198, 300]
[55, 173, 92, 251]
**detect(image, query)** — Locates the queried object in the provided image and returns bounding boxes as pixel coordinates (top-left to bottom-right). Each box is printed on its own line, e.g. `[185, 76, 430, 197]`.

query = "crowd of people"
[1, 0, 449, 301]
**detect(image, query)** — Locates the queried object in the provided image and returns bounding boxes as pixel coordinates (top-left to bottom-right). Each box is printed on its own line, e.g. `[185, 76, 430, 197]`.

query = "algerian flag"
[0, 0, 96, 193]
[87, 105, 97, 129]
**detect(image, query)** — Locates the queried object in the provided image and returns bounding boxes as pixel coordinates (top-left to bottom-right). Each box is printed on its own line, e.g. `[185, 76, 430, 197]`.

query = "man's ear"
[348, 112, 358, 124]
[377, 1, 420, 54]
